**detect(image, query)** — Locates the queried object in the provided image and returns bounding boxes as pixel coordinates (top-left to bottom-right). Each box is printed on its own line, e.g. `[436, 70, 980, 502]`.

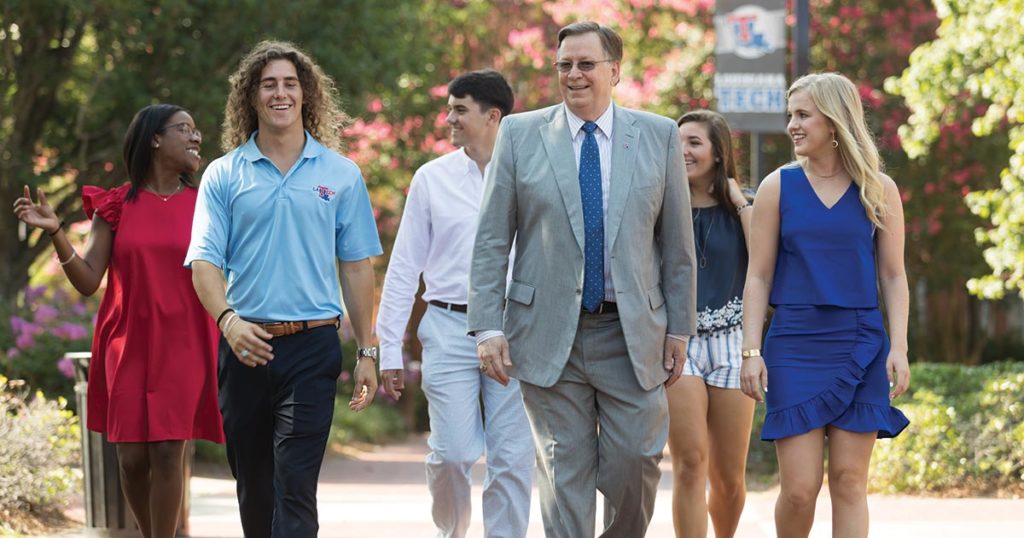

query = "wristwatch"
[356, 346, 378, 362]
[741, 348, 762, 360]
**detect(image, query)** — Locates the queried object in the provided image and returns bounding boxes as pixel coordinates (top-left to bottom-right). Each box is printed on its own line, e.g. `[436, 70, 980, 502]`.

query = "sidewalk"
[60, 435, 1024, 537]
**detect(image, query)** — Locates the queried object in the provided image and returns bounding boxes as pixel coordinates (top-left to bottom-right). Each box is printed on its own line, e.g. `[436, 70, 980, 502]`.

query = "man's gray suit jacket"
[468, 103, 697, 391]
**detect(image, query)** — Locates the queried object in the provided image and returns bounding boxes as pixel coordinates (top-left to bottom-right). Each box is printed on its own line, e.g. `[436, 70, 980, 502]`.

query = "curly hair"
[221, 40, 348, 152]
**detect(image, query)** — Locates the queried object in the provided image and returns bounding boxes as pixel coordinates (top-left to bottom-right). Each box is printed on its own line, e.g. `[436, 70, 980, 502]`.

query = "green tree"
[889, 0, 1024, 300]
[341, 0, 720, 276]
[0, 0, 433, 304]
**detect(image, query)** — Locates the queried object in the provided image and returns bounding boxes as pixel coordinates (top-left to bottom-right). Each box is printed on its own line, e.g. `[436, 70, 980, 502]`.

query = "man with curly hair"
[185, 40, 382, 537]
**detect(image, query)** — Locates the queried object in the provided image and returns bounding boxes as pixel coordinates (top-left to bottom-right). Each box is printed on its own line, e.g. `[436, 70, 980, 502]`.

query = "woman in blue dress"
[739, 72, 910, 538]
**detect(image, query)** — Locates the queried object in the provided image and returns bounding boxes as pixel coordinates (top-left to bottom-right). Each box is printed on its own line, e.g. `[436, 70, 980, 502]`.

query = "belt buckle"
[595, 302, 606, 314]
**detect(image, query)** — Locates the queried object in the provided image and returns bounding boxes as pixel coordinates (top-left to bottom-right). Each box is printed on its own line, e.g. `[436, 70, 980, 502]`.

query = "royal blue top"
[769, 164, 878, 308]
[185, 132, 383, 321]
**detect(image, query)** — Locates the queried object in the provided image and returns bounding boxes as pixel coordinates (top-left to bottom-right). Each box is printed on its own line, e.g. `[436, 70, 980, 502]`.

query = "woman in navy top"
[667, 110, 754, 538]
[740, 73, 910, 538]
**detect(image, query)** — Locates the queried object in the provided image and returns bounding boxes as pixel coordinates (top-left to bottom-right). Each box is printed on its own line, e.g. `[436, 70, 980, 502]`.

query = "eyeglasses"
[553, 59, 614, 73]
[160, 122, 202, 139]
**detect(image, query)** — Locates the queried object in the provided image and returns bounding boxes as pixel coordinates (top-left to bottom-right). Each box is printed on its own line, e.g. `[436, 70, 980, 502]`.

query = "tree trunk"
[1, 181, 38, 303]
[920, 284, 985, 364]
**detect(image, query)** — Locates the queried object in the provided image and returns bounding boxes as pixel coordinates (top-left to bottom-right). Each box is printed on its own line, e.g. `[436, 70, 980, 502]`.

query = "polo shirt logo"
[314, 184, 336, 202]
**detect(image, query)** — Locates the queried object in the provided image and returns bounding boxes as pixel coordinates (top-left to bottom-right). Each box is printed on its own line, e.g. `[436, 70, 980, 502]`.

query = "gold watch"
[741, 349, 762, 360]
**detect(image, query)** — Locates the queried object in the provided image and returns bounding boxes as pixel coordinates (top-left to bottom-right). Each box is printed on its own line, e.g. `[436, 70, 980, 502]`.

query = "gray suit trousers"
[518, 312, 668, 538]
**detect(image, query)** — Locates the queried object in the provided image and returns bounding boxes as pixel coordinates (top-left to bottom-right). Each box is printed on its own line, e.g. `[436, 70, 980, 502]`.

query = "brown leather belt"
[581, 302, 618, 315]
[255, 317, 340, 337]
[428, 300, 468, 313]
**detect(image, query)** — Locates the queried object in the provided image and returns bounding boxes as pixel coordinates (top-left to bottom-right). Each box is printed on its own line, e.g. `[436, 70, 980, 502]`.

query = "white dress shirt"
[377, 148, 489, 370]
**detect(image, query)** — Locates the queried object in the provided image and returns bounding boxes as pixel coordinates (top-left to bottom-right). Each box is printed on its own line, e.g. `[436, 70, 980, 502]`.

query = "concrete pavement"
[58, 435, 1024, 537]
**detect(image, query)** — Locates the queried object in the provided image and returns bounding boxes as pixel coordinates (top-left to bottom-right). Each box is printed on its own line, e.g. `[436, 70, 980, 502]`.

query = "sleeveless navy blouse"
[692, 205, 747, 334]
[769, 165, 878, 308]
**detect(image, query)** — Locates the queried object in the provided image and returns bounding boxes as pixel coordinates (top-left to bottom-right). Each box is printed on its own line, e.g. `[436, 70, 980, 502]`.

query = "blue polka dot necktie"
[579, 121, 605, 313]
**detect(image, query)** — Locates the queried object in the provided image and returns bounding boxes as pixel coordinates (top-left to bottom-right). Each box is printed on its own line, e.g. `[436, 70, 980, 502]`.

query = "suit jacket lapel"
[606, 105, 638, 251]
[541, 105, 585, 253]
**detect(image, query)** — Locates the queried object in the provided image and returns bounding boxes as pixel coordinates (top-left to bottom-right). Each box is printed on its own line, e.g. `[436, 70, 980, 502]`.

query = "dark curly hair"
[221, 40, 348, 152]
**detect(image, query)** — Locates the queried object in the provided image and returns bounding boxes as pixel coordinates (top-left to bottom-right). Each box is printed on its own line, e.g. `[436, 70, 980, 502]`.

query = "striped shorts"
[682, 327, 742, 389]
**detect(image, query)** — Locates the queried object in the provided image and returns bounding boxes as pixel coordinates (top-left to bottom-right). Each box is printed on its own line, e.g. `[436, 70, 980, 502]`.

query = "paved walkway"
[58, 435, 1024, 537]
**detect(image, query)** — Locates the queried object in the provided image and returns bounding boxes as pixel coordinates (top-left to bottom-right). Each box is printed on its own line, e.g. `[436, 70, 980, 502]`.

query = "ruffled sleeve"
[82, 184, 129, 231]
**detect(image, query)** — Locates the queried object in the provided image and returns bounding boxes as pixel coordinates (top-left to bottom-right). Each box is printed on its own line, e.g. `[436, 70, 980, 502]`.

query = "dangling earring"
[831, 133, 839, 149]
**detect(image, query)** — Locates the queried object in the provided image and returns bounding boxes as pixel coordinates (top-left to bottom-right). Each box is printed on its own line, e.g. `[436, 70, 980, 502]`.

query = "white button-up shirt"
[377, 148, 488, 370]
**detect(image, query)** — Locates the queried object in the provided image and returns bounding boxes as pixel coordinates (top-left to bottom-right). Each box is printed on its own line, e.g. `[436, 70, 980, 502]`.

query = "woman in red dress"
[13, 104, 223, 538]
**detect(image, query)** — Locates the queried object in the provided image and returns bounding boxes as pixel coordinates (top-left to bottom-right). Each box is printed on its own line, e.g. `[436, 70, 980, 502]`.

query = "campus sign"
[714, 0, 788, 132]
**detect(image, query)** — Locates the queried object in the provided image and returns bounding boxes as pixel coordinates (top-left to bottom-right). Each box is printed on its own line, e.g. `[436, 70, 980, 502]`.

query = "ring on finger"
[240, 349, 250, 358]
[479, 363, 488, 372]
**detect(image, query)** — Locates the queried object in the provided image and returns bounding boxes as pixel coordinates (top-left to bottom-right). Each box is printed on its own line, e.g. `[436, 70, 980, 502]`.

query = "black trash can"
[68, 351, 137, 537]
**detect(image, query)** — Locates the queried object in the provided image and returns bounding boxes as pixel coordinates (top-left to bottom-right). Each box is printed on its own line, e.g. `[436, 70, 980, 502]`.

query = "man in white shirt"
[376, 70, 533, 538]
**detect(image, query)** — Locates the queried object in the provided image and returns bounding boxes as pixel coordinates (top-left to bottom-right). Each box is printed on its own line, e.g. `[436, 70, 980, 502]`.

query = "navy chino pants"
[218, 325, 342, 538]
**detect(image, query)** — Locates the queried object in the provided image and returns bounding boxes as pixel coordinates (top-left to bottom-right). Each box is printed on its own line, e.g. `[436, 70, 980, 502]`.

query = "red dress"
[83, 184, 224, 443]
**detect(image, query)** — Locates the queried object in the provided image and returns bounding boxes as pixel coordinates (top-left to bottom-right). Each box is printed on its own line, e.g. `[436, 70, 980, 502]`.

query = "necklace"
[146, 182, 183, 202]
[692, 207, 715, 269]
[806, 165, 844, 179]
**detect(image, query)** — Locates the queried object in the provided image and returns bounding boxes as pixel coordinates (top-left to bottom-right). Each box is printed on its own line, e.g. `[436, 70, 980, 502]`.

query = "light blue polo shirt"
[185, 132, 383, 321]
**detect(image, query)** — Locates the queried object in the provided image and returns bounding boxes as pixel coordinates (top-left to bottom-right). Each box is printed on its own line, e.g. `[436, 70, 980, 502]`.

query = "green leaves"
[870, 362, 1024, 494]
[0, 0, 437, 300]
[891, 0, 1024, 298]
[0, 376, 80, 528]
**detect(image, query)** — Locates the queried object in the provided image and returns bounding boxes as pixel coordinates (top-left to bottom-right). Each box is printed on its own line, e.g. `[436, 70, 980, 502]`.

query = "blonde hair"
[788, 72, 887, 227]
[221, 40, 348, 152]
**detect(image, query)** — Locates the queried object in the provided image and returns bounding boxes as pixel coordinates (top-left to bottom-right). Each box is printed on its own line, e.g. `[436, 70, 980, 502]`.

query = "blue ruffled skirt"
[761, 305, 909, 441]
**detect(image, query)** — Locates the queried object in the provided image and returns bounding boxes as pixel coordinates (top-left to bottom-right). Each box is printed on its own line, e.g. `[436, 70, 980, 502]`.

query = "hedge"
[0, 376, 80, 533]
[746, 362, 1024, 495]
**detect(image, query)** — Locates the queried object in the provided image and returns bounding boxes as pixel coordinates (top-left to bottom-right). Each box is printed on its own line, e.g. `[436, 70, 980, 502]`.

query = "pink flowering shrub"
[1, 284, 96, 406]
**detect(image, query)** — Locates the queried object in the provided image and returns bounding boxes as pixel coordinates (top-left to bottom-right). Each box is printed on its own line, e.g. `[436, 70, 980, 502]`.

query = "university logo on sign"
[713, 0, 788, 132]
[721, 5, 784, 59]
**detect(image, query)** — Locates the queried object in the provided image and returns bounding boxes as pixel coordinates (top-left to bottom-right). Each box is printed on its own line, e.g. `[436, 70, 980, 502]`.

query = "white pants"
[418, 304, 534, 538]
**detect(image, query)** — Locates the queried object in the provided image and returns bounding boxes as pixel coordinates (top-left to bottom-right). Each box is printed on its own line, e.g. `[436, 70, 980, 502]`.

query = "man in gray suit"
[468, 21, 697, 538]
